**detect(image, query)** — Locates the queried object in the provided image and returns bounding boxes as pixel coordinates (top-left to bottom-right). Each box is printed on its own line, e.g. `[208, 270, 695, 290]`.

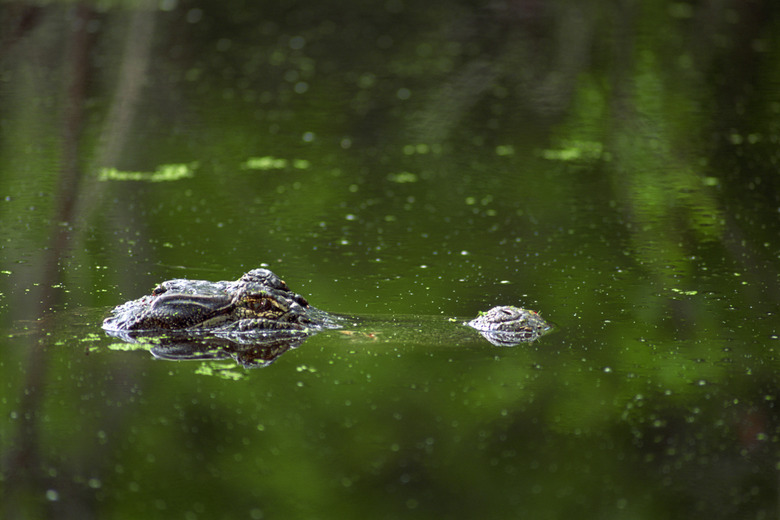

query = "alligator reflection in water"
[106, 329, 316, 369]
[102, 268, 552, 367]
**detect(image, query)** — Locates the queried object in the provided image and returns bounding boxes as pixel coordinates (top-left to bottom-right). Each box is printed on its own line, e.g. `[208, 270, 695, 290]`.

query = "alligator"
[102, 268, 551, 367]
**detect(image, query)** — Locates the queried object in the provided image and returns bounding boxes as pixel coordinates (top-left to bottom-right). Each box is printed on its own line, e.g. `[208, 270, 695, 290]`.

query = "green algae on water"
[98, 162, 197, 182]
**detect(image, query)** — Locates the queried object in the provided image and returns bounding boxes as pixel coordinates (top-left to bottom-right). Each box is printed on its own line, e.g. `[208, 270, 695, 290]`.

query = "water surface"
[1, 1, 779, 518]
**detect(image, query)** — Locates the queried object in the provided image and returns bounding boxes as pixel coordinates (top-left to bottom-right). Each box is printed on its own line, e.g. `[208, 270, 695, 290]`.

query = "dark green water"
[2, 1, 780, 518]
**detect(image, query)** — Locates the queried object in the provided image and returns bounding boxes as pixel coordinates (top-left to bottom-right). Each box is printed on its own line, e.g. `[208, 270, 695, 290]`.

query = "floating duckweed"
[671, 288, 698, 296]
[242, 156, 288, 170]
[495, 145, 515, 156]
[195, 362, 245, 380]
[242, 156, 311, 170]
[106, 342, 153, 351]
[387, 172, 418, 183]
[402, 143, 440, 155]
[540, 140, 604, 161]
[98, 163, 197, 182]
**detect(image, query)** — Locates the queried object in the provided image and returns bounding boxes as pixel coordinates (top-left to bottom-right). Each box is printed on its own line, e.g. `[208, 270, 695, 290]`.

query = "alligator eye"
[152, 286, 167, 295]
[246, 295, 287, 313]
[245, 297, 268, 311]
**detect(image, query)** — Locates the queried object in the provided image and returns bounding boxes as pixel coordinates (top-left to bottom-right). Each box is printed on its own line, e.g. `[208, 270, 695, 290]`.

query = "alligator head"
[465, 305, 551, 346]
[103, 268, 336, 333]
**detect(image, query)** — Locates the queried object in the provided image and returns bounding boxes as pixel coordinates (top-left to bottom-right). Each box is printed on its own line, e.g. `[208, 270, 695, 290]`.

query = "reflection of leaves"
[98, 162, 197, 182]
